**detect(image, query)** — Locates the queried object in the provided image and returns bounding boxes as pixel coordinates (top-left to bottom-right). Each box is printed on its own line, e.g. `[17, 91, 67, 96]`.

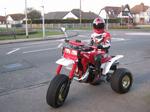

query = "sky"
[0, 0, 150, 16]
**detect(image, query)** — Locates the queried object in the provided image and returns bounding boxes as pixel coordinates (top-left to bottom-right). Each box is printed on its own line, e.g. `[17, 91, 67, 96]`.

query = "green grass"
[0, 29, 63, 40]
[67, 27, 92, 30]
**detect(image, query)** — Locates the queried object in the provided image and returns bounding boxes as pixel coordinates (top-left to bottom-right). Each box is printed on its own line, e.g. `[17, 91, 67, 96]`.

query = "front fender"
[101, 55, 124, 75]
[56, 58, 75, 66]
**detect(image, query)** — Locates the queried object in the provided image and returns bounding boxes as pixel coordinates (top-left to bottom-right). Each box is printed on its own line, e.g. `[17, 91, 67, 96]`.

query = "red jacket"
[91, 29, 111, 49]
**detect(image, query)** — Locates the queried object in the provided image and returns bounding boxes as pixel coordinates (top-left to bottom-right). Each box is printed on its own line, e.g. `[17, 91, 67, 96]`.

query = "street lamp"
[4, 8, 8, 31]
[121, 5, 123, 28]
[106, 13, 108, 30]
[41, 0, 45, 39]
[79, 0, 82, 28]
[25, 0, 29, 38]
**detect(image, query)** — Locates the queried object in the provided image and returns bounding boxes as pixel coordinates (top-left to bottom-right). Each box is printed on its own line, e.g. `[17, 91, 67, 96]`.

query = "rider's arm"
[100, 32, 111, 49]
[90, 33, 102, 46]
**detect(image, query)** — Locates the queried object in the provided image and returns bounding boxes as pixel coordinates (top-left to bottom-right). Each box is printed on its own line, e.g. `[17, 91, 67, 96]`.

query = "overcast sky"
[0, 0, 150, 16]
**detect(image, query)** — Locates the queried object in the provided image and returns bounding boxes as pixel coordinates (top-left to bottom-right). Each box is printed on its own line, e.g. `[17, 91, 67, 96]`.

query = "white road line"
[23, 47, 58, 54]
[78, 35, 87, 37]
[82, 38, 126, 43]
[125, 32, 150, 36]
[112, 38, 126, 41]
[6, 48, 20, 55]
[12, 40, 62, 50]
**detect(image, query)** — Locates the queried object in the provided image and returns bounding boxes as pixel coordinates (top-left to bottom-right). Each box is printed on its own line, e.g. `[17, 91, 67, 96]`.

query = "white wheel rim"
[122, 75, 131, 89]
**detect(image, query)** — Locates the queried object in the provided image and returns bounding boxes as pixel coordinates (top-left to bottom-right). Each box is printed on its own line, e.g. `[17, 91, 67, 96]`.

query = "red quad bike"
[46, 28, 133, 108]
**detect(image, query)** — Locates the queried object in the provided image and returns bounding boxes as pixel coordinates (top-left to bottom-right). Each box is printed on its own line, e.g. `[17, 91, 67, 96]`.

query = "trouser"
[94, 54, 102, 73]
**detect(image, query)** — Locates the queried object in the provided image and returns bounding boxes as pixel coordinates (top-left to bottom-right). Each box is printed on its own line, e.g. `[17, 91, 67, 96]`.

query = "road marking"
[125, 32, 150, 36]
[14, 40, 61, 49]
[82, 38, 126, 43]
[23, 47, 58, 54]
[78, 35, 87, 37]
[112, 38, 126, 42]
[6, 48, 20, 55]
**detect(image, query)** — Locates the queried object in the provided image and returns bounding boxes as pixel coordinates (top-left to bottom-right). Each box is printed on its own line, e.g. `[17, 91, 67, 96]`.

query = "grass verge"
[0, 30, 63, 40]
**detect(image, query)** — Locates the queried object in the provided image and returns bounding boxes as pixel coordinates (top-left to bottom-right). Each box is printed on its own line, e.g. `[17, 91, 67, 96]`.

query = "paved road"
[0, 30, 150, 112]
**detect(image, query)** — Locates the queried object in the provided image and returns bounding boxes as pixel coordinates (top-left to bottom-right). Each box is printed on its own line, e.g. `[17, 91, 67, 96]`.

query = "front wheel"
[46, 74, 70, 108]
[111, 68, 133, 94]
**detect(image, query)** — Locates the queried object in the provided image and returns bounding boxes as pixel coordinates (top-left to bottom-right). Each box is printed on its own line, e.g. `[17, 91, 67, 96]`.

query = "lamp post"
[79, 0, 82, 28]
[25, 0, 29, 38]
[4, 8, 8, 31]
[106, 13, 109, 30]
[121, 5, 123, 28]
[41, 0, 45, 39]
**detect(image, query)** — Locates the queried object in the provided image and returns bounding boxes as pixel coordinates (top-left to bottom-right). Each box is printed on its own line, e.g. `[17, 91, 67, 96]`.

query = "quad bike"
[46, 28, 133, 108]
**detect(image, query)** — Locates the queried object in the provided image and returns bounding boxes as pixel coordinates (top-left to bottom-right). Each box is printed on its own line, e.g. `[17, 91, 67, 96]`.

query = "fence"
[27, 23, 92, 29]
[23, 23, 122, 29]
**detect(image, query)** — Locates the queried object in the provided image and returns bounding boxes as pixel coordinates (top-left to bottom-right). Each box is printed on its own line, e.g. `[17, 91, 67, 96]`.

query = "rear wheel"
[111, 68, 133, 94]
[46, 74, 70, 108]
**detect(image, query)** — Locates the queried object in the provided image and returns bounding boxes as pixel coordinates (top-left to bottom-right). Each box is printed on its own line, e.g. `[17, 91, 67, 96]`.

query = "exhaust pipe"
[73, 68, 89, 82]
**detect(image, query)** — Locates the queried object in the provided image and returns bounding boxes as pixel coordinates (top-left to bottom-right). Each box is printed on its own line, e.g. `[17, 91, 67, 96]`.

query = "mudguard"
[101, 55, 124, 75]
[56, 58, 74, 66]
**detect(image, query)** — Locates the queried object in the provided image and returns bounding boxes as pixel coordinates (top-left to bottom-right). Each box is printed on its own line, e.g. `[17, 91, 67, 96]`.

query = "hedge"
[23, 18, 121, 24]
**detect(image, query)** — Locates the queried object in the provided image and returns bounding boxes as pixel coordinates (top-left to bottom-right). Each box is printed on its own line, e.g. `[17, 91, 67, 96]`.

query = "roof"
[45, 9, 99, 20]
[0, 16, 6, 22]
[102, 6, 121, 19]
[82, 12, 99, 19]
[71, 9, 98, 19]
[45, 11, 69, 19]
[131, 3, 149, 14]
[7, 14, 25, 21]
[70, 9, 83, 18]
[101, 4, 132, 18]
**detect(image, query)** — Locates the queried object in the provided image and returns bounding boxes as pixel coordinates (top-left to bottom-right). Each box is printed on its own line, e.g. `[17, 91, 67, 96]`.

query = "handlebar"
[63, 39, 99, 52]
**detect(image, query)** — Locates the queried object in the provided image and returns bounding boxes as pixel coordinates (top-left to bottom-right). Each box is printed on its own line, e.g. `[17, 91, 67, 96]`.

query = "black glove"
[89, 40, 94, 46]
[97, 44, 103, 49]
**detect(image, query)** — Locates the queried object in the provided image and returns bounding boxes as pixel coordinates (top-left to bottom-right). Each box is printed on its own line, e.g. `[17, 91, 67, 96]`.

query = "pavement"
[0, 31, 78, 45]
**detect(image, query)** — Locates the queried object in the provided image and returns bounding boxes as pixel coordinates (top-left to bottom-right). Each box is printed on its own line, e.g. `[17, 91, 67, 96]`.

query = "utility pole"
[106, 14, 108, 30]
[79, 0, 82, 28]
[121, 5, 123, 28]
[4, 8, 8, 31]
[25, 0, 29, 38]
[41, 0, 45, 39]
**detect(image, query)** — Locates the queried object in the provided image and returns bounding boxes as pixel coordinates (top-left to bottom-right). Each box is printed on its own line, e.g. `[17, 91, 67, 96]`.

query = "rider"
[90, 17, 111, 83]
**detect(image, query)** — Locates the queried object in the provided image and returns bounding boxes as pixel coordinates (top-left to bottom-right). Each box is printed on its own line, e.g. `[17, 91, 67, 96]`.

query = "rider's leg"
[92, 54, 102, 84]
[95, 54, 102, 73]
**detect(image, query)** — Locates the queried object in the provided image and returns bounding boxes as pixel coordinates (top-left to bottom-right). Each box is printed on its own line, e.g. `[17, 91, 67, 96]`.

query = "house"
[99, 6, 121, 19]
[45, 11, 68, 19]
[99, 4, 133, 25]
[6, 13, 25, 25]
[131, 3, 150, 24]
[45, 9, 98, 20]
[63, 9, 98, 19]
[0, 16, 6, 24]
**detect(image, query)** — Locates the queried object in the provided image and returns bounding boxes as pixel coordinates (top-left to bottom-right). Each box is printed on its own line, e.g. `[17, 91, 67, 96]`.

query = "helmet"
[93, 17, 105, 30]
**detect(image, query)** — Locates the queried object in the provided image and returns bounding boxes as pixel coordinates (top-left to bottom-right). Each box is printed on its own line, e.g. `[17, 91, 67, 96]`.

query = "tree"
[27, 9, 42, 20]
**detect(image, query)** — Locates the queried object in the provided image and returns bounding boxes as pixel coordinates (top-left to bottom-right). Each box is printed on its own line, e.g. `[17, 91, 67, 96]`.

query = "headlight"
[71, 50, 77, 56]
[65, 48, 71, 54]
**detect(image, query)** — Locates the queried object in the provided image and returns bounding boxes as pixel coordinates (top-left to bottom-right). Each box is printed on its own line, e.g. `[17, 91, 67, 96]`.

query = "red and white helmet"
[93, 17, 105, 30]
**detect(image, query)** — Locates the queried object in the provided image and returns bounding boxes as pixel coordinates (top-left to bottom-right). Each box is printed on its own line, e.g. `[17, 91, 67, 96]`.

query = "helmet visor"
[93, 23, 105, 29]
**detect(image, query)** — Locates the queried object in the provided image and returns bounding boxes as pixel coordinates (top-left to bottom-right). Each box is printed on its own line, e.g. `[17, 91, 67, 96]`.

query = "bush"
[23, 18, 123, 24]
[23, 19, 94, 24]
[104, 18, 121, 23]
